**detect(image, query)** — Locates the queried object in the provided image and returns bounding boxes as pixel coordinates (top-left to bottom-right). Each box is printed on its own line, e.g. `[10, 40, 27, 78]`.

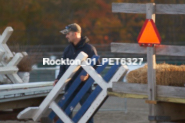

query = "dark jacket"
[56, 36, 98, 90]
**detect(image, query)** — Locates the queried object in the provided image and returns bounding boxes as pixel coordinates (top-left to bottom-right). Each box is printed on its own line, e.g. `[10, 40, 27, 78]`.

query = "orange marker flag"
[137, 19, 161, 46]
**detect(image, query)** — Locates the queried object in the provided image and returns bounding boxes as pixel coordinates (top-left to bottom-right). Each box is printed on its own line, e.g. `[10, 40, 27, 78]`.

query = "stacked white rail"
[0, 27, 27, 84]
[17, 52, 128, 123]
[0, 82, 55, 103]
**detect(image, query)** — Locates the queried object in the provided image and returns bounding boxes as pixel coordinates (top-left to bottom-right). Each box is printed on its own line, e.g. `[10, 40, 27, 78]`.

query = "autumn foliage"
[0, 0, 185, 45]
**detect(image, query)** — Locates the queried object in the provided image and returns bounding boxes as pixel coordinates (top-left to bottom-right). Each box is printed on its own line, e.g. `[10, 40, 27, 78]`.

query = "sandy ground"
[0, 97, 149, 123]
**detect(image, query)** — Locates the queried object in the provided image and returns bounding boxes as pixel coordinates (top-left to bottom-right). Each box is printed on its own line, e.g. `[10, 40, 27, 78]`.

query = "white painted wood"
[21, 52, 28, 56]
[7, 73, 23, 84]
[146, 3, 155, 20]
[0, 86, 53, 97]
[30, 52, 87, 121]
[17, 52, 128, 122]
[81, 62, 108, 89]
[50, 101, 73, 123]
[112, 83, 185, 99]
[0, 49, 5, 61]
[0, 82, 53, 90]
[157, 85, 185, 99]
[147, 47, 157, 101]
[7, 53, 23, 66]
[156, 4, 185, 14]
[78, 90, 107, 123]
[148, 48, 156, 123]
[32, 67, 59, 71]
[112, 83, 147, 95]
[112, 3, 185, 15]
[0, 27, 26, 84]
[112, 3, 146, 13]
[0, 52, 28, 84]
[1, 93, 49, 104]
[2, 44, 13, 61]
[0, 28, 14, 61]
[0, 89, 57, 104]
[79, 65, 128, 123]
[12, 52, 16, 55]
[0, 86, 53, 104]
[17, 107, 39, 119]
[0, 66, 18, 74]
[111, 43, 185, 56]
[107, 65, 128, 88]
[0, 74, 11, 84]
[111, 2, 185, 122]
[111, 43, 146, 54]
[146, 3, 157, 122]
[0, 27, 13, 44]
[17, 52, 86, 120]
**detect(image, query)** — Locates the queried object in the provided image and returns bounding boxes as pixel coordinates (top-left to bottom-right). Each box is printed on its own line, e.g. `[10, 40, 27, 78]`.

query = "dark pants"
[78, 92, 94, 123]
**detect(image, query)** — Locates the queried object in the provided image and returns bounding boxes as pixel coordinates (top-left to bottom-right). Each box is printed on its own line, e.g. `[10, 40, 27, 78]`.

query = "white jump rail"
[0, 81, 53, 90]
[0, 27, 28, 84]
[17, 52, 128, 123]
[17, 52, 88, 121]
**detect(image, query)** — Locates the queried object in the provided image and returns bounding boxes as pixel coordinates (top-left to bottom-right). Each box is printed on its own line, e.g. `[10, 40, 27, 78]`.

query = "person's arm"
[53, 64, 66, 86]
[92, 46, 100, 65]
[80, 73, 89, 82]
[53, 79, 59, 86]
[56, 63, 66, 80]
[80, 45, 99, 82]
[54, 49, 67, 86]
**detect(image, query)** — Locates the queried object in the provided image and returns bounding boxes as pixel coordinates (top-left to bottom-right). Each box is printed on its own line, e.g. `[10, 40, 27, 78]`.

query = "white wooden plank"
[1, 44, 13, 61]
[146, 4, 156, 119]
[112, 83, 185, 99]
[17, 52, 88, 121]
[17, 107, 39, 119]
[0, 66, 18, 74]
[7, 73, 23, 84]
[111, 43, 146, 54]
[0, 27, 14, 60]
[79, 65, 127, 123]
[157, 85, 185, 98]
[147, 46, 157, 121]
[0, 27, 13, 44]
[107, 65, 128, 88]
[111, 43, 185, 56]
[81, 61, 108, 89]
[147, 47, 157, 100]
[50, 101, 73, 123]
[0, 74, 11, 84]
[0, 82, 53, 90]
[146, 3, 155, 20]
[0, 49, 5, 61]
[112, 3, 146, 13]
[112, 3, 185, 15]
[1, 93, 49, 103]
[78, 90, 107, 123]
[112, 83, 147, 95]
[7, 53, 23, 66]
[21, 52, 28, 56]
[31, 52, 87, 121]
[156, 4, 185, 14]
[0, 86, 53, 97]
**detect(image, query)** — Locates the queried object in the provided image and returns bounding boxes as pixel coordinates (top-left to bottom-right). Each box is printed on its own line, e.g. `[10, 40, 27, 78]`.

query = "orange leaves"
[0, 0, 161, 45]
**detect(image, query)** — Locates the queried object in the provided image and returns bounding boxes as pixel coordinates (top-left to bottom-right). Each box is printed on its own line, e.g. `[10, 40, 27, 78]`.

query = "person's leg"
[54, 90, 77, 123]
[79, 92, 94, 123]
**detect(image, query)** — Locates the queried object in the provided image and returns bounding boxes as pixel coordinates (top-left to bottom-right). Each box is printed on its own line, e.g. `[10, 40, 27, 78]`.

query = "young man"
[54, 23, 98, 123]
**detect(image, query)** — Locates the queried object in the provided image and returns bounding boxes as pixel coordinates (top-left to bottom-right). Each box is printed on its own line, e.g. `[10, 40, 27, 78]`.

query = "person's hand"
[53, 79, 58, 86]
[80, 74, 89, 82]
